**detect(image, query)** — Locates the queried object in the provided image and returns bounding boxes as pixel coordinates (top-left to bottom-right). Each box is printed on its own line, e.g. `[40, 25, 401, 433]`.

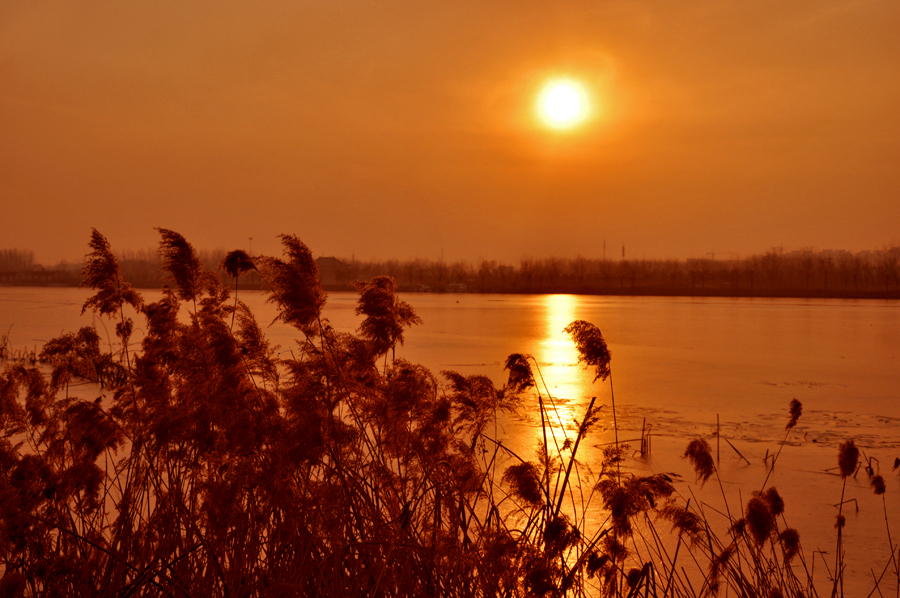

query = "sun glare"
[538, 79, 589, 129]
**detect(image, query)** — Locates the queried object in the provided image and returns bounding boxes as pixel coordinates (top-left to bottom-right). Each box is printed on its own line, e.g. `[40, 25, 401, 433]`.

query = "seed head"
[586, 552, 609, 579]
[660, 503, 703, 537]
[786, 398, 802, 430]
[837, 440, 859, 479]
[221, 250, 256, 278]
[745, 493, 776, 546]
[563, 320, 611, 382]
[780, 528, 800, 562]
[543, 515, 579, 557]
[871, 475, 886, 496]
[502, 462, 544, 507]
[503, 353, 535, 393]
[684, 438, 715, 485]
[763, 486, 785, 517]
[602, 534, 628, 562]
[626, 566, 649, 589]
[708, 546, 734, 597]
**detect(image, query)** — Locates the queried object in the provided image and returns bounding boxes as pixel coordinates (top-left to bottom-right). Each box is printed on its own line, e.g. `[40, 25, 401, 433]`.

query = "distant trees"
[876, 246, 900, 292]
[118, 247, 232, 288]
[288, 246, 900, 298]
[0, 249, 34, 272]
[3, 243, 900, 298]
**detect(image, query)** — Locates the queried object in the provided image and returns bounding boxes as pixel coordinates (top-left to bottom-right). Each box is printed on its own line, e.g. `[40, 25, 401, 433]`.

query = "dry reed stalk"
[6, 229, 900, 598]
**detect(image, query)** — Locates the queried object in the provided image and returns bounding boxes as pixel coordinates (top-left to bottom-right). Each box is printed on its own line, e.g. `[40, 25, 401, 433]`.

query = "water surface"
[2, 287, 899, 590]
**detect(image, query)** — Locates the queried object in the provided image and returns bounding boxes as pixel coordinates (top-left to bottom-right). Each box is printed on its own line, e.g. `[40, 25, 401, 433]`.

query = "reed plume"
[38, 326, 103, 390]
[786, 398, 802, 430]
[3, 228, 897, 597]
[221, 249, 255, 278]
[355, 275, 421, 361]
[81, 228, 142, 318]
[780, 528, 801, 562]
[221, 249, 257, 331]
[502, 461, 544, 507]
[838, 440, 859, 479]
[684, 438, 715, 485]
[763, 486, 785, 517]
[745, 492, 777, 546]
[81, 229, 144, 384]
[156, 227, 215, 303]
[503, 352, 535, 393]
[565, 319, 621, 469]
[256, 234, 326, 337]
[562, 320, 611, 382]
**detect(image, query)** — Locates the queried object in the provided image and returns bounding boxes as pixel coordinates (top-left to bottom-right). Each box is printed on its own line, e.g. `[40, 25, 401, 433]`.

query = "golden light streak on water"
[531, 294, 586, 451]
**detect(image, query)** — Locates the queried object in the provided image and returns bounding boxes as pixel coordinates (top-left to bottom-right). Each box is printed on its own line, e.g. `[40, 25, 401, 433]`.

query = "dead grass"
[0, 229, 893, 597]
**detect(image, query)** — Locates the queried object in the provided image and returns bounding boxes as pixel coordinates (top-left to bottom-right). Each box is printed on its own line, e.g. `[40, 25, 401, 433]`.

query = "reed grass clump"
[684, 438, 715, 485]
[0, 229, 894, 597]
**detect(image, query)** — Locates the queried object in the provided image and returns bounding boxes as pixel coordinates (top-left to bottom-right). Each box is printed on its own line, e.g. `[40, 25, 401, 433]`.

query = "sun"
[537, 79, 589, 129]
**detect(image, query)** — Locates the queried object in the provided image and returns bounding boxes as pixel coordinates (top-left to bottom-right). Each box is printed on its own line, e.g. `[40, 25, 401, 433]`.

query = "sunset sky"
[2, 0, 898, 265]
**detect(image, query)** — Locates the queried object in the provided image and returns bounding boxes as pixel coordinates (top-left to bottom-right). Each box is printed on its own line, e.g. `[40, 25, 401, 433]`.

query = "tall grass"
[0, 330, 37, 366]
[0, 229, 893, 597]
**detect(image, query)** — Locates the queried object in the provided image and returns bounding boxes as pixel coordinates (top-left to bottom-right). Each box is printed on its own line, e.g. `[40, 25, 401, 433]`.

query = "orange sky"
[1, 1, 898, 264]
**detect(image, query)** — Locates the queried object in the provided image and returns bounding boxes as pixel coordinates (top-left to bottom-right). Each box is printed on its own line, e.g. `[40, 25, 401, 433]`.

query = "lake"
[2, 286, 899, 592]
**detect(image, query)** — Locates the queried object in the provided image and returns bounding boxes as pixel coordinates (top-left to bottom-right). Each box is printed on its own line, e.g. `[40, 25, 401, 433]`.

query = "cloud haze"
[1, 0, 898, 263]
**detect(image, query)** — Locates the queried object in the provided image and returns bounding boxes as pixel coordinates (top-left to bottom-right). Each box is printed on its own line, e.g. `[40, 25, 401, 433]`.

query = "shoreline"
[2, 280, 899, 301]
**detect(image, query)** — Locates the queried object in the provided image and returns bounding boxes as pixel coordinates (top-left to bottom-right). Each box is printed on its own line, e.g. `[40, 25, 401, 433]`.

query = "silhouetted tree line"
[343, 247, 900, 298]
[115, 248, 230, 288]
[0, 249, 34, 272]
[0, 249, 75, 285]
[2, 245, 899, 298]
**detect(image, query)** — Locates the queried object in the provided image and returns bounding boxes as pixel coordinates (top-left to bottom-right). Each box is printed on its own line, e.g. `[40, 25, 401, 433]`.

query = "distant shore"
[3, 244, 899, 300]
[2, 277, 897, 301]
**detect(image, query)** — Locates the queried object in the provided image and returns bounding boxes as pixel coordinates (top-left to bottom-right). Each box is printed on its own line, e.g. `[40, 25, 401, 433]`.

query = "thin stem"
[760, 425, 793, 490]
[608, 370, 620, 484]
[229, 275, 239, 332]
[553, 396, 596, 518]
[832, 477, 847, 598]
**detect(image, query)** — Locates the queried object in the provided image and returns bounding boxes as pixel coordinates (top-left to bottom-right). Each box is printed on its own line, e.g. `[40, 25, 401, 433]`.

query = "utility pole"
[249, 237, 253, 256]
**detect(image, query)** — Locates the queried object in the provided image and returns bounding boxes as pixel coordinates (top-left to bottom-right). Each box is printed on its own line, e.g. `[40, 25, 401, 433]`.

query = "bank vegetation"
[2, 246, 900, 299]
[0, 229, 895, 596]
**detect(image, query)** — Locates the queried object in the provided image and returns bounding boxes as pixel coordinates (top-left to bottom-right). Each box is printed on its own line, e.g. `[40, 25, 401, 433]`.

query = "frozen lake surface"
[2, 287, 899, 593]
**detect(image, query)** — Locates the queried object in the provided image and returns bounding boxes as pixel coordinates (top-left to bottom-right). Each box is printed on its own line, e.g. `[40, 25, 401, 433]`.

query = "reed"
[0, 229, 893, 597]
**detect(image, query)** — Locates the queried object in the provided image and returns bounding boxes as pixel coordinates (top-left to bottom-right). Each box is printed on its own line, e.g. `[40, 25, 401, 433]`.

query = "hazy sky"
[2, 0, 898, 264]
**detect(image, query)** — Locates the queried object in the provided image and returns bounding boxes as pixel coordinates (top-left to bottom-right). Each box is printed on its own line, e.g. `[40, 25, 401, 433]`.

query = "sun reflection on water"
[533, 294, 589, 449]
[537, 294, 579, 379]
[530, 295, 615, 535]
